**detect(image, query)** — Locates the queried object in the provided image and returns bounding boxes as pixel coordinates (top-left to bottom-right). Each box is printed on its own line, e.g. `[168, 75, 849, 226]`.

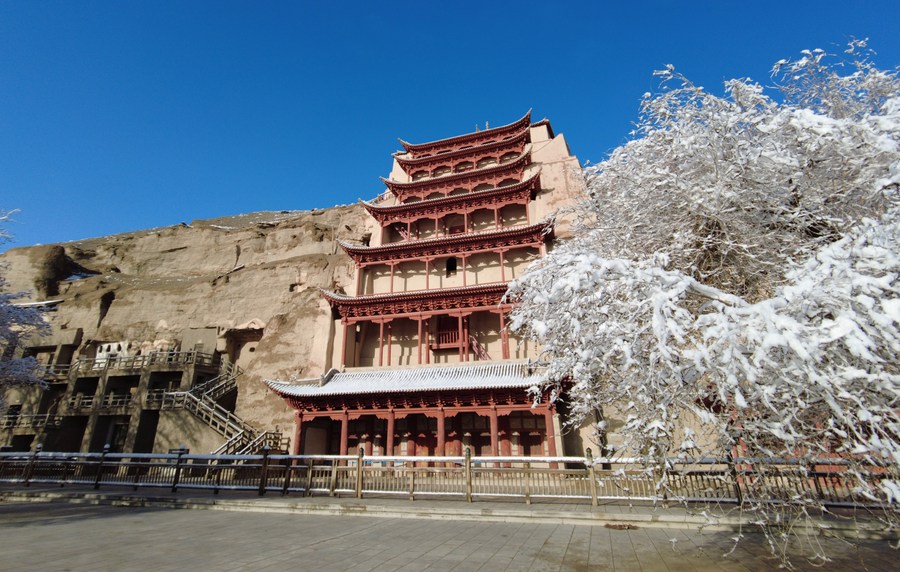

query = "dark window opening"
[446, 257, 458, 277]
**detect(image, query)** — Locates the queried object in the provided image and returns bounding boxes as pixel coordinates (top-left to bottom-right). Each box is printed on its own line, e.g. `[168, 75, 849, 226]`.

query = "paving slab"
[0, 485, 896, 571]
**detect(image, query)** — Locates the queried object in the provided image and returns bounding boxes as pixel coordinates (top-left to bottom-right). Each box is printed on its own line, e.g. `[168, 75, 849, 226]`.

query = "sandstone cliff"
[0, 205, 374, 433]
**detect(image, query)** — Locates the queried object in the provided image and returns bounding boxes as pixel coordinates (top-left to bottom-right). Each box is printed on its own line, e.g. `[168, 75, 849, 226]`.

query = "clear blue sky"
[2, 1, 898, 250]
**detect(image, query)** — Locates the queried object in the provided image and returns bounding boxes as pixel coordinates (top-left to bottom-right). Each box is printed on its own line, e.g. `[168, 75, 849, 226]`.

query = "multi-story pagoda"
[268, 112, 584, 458]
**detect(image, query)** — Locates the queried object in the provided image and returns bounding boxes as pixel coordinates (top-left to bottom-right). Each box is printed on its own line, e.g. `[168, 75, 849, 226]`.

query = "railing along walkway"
[0, 449, 891, 509]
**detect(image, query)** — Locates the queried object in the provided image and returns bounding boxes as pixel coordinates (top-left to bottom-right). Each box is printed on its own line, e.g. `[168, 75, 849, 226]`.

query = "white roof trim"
[266, 361, 545, 397]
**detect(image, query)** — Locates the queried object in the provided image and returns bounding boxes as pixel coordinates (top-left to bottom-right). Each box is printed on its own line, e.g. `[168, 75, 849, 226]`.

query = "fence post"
[465, 447, 472, 503]
[258, 446, 271, 497]
[727, 452, 743, 504]
[94, 444, 110, 490]
[356, 447, 364, 499]
[586, 448, 598, 507]
[524, 461, 531, 505]
[132, 459, 143, 491]
[305, 458, 315, 497]
[329, 459, 339, 497]
[171, 449, 185, 493]
[281, 456, 293, 496]
[61, 454, 72, 488]
[23, 443, 42, 487]
[214, 457, 223, 495]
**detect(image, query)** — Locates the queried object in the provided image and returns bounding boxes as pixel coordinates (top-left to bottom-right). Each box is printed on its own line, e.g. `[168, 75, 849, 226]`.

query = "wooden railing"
[0, 449, 891, 509]
[0, 414, 63, 430]
[70, 351, 219, 373]
[432, 329, 459, 349]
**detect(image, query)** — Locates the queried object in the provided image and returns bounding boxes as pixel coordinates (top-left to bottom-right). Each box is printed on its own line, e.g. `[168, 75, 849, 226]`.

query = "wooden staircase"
[160, 361, 285, 454]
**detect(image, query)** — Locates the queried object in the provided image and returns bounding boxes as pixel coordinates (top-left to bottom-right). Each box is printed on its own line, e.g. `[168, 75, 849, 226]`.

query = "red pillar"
[417, 318, 423, 364]
[386, 321, 392, 366]
[378, 320, 385, 367]
[463, 315, 470, 362]
[407, 418, 417, 457]
[500, 312, 510, 360]
[457, 314, 464, 361]
[425, 318, 431, 364]
[339, 411, 349, 456]
[425, 259, 430, 290]
[291, 411, 304, 456]
[341, 321, 349, 368]
[389, 263, 395, 293]
[364, 417, 374, 456]
[500, 414, 512, 468]
[386, 411, 395, 456]
[489, 407, 499, 456]
[544, 408, 558, 456]
[436, 409, 446, 456]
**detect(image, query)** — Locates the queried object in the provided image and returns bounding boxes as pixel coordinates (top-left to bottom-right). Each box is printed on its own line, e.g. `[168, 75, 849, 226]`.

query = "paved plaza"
[0, 497, 895, 571]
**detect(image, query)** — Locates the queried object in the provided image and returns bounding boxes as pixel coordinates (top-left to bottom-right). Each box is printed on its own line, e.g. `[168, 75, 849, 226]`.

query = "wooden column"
[386, 321, 392, 366]
[500, 312, 509, 360]
[500, 414, 511, 467]
[489, 406, 499, 456]
[425, 259, 430, 290]
[457, 314, 464, 361]
[389, 263, 395, 293]
[417, 318, 423, 365]
[436, 409, 446, 456]
[355, 263, 363, 295]
[544, 408, 558, 456]
[461, 255, 467, 286]
[378, 320, 385, 367]
[407, 417, 416, 457]
[386, 410, 395, 456]
[341, 321, 350, 368]
[463, 315, 470, 362]
[494, 208, 500, 230]
[499, 250, 506, 282]
[364, 417, 374, 456]
[291, 411, 304, 456]
[424, 318, 431, 364]
[339, 411, 349, 456]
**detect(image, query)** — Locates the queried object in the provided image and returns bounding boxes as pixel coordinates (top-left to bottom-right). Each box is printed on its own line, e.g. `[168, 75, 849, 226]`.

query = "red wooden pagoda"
[268, 112, 584, 459]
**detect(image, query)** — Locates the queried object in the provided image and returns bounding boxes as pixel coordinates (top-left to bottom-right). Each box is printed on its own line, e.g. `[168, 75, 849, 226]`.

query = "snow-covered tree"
[0, 210, 48, 408]
[507, 41, 899, 557]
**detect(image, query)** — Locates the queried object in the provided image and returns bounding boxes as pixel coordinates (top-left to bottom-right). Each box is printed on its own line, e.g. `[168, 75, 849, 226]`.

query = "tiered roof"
[393, 128, 529, 175]
[396, 111, 532, 158]
[322, 282, 511, 320]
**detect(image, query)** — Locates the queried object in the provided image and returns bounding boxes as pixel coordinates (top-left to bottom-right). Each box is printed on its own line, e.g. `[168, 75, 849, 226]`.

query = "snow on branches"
[507, 43, 900, 529]
[0, 210, 48, 406]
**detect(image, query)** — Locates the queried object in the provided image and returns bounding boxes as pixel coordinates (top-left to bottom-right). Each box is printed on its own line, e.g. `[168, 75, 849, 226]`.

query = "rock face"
[1, 206, 375, 434]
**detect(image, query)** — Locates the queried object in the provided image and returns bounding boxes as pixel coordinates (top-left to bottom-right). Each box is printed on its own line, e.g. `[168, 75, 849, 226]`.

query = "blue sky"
[2, 1, 898, 250]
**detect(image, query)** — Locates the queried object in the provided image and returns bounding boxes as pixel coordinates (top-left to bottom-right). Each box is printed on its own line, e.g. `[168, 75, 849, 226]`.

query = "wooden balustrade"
[0, 450, 891, 509]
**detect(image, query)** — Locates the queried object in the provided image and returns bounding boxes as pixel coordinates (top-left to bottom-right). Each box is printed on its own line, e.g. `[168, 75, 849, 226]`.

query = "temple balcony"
[363, 173, 540, 231]
[381, 151, 530, 201]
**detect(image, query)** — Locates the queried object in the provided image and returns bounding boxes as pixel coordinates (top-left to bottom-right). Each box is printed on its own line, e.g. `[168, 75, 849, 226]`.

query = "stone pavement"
[0, 485, 896, 571]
